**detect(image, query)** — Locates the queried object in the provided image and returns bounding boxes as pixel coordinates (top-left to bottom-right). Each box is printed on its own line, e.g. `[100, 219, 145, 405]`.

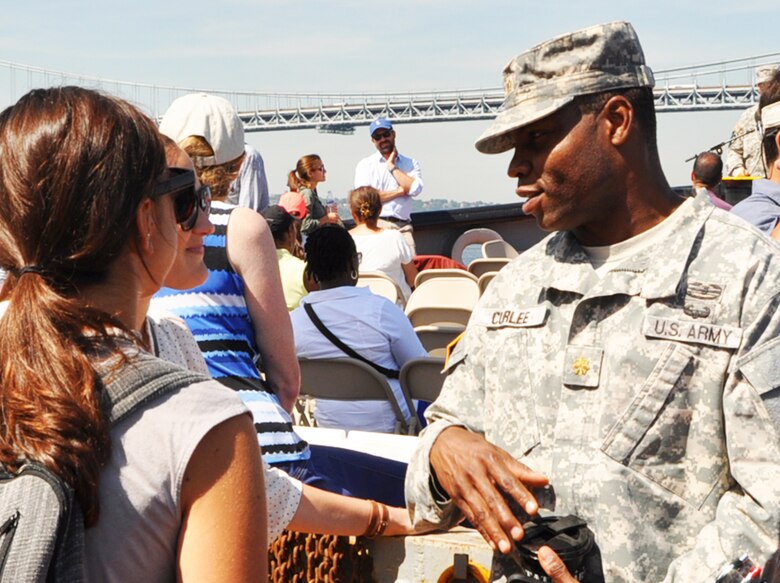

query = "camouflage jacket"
[406, 194, 780, 582]
[725, 104, 764, 177]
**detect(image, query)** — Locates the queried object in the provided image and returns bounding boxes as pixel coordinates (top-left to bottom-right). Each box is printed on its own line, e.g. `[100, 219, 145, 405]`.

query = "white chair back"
[482, 239, 519, 259]
[468, 258, 511, 279]
[357, 271, 406, 308]
[405, 277, 479, 327]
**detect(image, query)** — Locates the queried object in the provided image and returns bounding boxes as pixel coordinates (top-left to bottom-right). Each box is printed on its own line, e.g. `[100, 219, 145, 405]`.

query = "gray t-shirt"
[84, 378, 247, 582]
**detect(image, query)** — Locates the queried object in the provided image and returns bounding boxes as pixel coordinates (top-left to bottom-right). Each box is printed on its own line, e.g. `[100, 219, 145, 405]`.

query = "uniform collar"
[530, 193, 712, 300]
[639, 192, 713, 300]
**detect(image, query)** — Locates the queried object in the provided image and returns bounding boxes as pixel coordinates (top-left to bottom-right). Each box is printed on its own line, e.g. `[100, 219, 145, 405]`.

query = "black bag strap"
[99, 349, 210, 425]
[303, 303, 399, 379]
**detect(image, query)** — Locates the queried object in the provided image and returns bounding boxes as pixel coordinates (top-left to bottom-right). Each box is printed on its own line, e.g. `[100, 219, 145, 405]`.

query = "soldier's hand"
[538, 546, 579, 582]
[429, 426, 548, 553]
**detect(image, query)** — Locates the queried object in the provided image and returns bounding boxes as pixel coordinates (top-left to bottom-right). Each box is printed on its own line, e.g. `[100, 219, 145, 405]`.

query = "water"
[461, 244, 482, 266]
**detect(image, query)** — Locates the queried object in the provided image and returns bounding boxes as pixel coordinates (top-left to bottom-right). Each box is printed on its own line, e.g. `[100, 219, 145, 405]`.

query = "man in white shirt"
[354, 118, 423, 253]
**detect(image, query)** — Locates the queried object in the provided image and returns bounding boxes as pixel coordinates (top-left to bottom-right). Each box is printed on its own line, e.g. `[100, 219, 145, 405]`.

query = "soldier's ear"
[599, 95, 633, 147]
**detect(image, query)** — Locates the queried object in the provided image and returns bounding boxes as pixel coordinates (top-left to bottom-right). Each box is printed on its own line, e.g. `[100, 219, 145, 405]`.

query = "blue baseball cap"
[369, 117, 393, 137]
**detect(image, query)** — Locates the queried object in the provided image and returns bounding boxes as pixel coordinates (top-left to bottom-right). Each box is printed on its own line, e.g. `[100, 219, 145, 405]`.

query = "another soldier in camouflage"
[405, 22, 780, 583]
[725, 64, 778, 178]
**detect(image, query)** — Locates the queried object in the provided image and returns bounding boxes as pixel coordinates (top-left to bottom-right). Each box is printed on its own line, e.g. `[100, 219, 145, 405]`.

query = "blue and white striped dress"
[153, 201, 309, 465]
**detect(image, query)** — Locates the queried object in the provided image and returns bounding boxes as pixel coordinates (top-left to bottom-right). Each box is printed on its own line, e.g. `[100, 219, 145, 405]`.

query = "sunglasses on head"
[154, 167, 212, 231]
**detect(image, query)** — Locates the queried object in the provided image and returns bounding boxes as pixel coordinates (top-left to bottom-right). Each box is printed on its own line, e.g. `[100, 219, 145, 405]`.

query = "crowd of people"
[2, 19, 780, 583]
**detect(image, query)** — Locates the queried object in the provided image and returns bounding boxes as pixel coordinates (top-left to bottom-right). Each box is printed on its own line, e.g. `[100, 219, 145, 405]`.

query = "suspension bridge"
[2, 52, 779, 135]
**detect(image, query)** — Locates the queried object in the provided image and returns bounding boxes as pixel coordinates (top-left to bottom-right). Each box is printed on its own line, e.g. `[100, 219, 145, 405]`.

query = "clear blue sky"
[1, 1, 777, 202]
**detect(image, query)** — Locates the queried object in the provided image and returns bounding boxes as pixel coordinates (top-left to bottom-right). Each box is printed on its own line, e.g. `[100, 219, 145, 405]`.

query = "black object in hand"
[490, 514, 603, 583]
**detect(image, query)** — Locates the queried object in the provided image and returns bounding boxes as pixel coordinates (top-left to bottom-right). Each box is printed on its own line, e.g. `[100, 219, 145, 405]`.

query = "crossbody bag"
[303, 303, 399, 379]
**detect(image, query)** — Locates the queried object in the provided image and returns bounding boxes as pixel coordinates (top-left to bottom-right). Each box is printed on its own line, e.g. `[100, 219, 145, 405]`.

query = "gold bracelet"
[374, 503, 389, 537]
[363, 500, 379, 537]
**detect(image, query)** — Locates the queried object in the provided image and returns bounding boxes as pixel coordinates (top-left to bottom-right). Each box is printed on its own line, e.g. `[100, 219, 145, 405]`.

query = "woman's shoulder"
[86, 375, 248, 579]
[116, 376, 248, 445]
[353, 228, 396, 242]
[367, 228, 403, 242]
[370, 229, 410, 252]
[224, 204, 272, 249]
[146, 309, 210, 375]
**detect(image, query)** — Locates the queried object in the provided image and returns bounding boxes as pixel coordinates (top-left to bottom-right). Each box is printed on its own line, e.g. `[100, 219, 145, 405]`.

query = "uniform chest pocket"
[484, 328, 541, 459]
[600, 342, 729, 509]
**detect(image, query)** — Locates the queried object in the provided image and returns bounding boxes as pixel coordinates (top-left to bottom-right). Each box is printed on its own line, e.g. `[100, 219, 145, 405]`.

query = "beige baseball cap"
[762, 101, 780, 132]
[159, 93, 245, 167]
[475, 21, 655, 154]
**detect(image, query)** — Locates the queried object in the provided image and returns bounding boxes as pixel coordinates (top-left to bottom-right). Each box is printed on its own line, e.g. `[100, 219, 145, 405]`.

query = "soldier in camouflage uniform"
[725, 65, 778, 178]
[405, 21, 780, 583]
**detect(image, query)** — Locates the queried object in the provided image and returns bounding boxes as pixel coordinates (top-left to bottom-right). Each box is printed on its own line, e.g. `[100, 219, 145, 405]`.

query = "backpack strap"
[0, 351, 208, 583]
[303, 303, 400, 379]
[98, 350, 210, 425]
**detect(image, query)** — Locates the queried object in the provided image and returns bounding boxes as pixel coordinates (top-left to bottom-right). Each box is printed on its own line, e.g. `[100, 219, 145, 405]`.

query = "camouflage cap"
[475, 21, 655, 154]
[756, 64, 779, 85]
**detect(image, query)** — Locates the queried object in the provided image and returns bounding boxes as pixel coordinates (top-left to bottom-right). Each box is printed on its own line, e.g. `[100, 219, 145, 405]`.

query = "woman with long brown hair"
[0, 87, 267, 581]
[287, 154, 340, 235]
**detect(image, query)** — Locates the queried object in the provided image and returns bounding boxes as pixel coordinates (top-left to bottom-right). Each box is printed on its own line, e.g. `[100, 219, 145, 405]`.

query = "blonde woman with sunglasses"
[156, 94, 309, 479]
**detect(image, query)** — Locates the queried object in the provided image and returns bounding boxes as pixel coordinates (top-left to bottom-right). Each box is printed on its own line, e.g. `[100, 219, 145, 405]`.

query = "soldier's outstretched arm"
[429, 426, 549, 553]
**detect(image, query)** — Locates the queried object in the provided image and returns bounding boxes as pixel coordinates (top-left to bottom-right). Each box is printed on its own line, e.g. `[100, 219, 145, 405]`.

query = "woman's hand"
[319, 214, 340, 226]
[384, 504, 414, 536]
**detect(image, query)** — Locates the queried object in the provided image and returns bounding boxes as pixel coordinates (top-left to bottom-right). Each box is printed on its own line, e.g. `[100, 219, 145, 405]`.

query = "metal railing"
[2, 51, 779, 133]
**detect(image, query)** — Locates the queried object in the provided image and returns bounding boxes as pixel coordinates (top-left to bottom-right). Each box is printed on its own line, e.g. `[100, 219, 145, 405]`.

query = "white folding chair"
[478, 271, 498, 296]
[400, 357, 447, 403]
[298, 357, 417, 434]
[414, 268, 477, 289]
[450, 228, 504, 265]
[482, 239, 519, 259]
[357, 271, 406, 308]
[468, 258, 511, 279]
[414, 324, 465, 355]
[405, 277, 479, 327]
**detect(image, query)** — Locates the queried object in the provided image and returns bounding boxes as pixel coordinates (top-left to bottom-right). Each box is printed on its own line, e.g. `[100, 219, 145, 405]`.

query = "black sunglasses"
[372, 130, 392, 140]
[154, 167, 212, 231]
